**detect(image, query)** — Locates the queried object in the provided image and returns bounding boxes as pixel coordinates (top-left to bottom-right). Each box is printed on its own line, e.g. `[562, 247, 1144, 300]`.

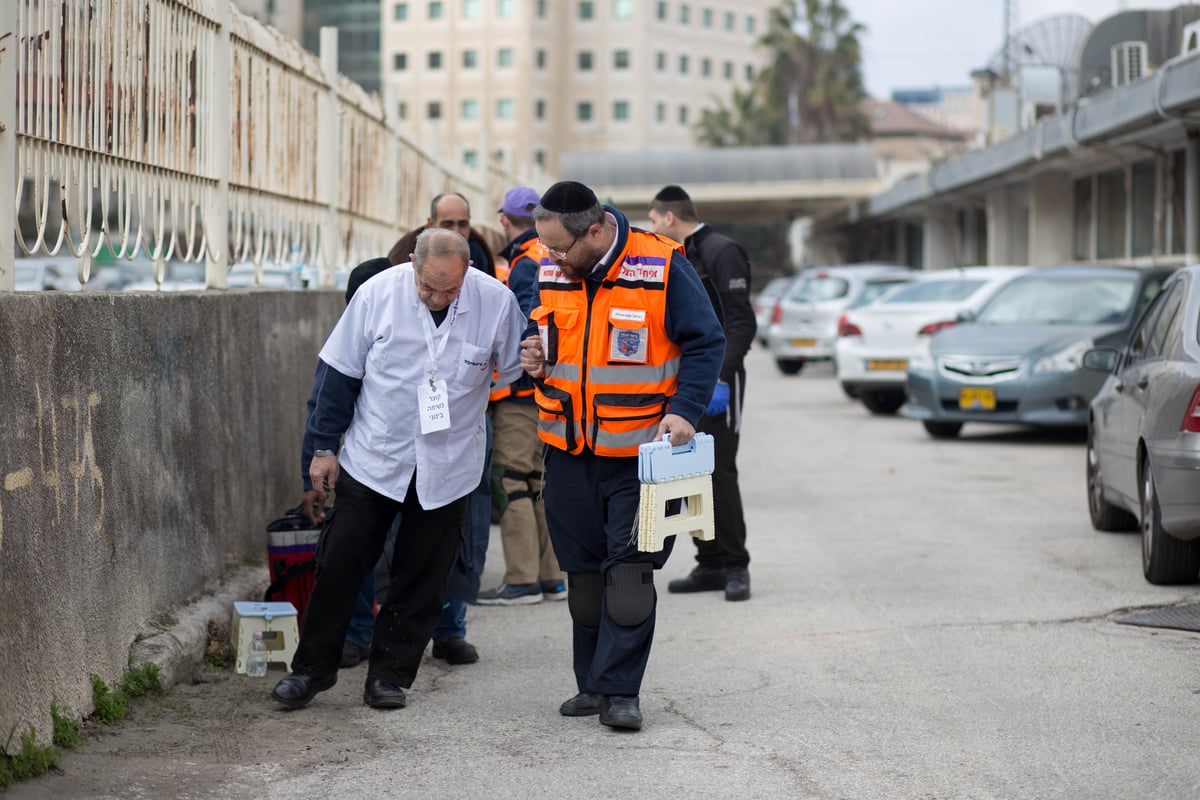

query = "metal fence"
[0, 0, 513, 291]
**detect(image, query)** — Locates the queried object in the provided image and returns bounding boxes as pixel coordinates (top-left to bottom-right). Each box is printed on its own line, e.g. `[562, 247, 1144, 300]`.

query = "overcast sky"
[851, 0, 1195, 98]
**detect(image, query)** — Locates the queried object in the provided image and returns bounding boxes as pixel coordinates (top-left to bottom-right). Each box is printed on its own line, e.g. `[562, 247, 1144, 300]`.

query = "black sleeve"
[706, 239, 756, 382]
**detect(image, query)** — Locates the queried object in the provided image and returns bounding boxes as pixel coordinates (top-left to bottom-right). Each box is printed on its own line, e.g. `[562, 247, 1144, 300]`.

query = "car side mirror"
[1082, 347, 1119, 373]
[956, 309, 977, 323]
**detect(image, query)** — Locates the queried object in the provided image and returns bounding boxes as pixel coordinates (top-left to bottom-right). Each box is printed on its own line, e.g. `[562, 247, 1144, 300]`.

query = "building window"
[394, 3, 409, 21]
[656, 2, 667, 21]
[724, 10, 733, 30]
[702, 7, 712, 27]
[679, 54, 688, 74]
[614, 49, 630, 69]
[535, 99, 546, 119]
[745, 14, 755, 34]
[393, 52, 408, 70]
[496, 98, 515, 119]
[463, 0, 480, 18]
[701, 57, 711, 77]
[428, 51, 442, 69]
[535, 150, 546, 167]
[498, 47, 514, 67]
[614, 100, 630, 120]
[498, 0, 515, 17]
[536, 49, 547, 69]
[464, 150, 478, 168]
[462, 49, 477, 68]
[537, 0, 547, 18]
[1073, 177, 1092, 261]
[1131, 159, 1157, 257]
[429, 1, 443, 19]
[579, 1, 594, 19]
[428, 101, 442, 119]
[461, 99, 479, 120]
[578, 51, 593, 71]
[1096, 168, 1126, 259]
[656, 51, 666, 71]
[613, 0, 634, 19]
[678, 105, 689, 124]
[723, 60, 733, 79]
[679, 4, 689, 24]
[397, 101, 408, 119]
[655, 101, 666, 122]
[577, 101, 593, 121]
[745, 63, 754, 80]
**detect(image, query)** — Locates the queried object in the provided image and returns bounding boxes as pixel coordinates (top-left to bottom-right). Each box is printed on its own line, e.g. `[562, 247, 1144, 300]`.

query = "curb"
[128, 565, 268, 689]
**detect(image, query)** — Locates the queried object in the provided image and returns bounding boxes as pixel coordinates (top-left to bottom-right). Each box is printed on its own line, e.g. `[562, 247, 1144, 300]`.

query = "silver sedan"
[1085, 263, 1200, 585]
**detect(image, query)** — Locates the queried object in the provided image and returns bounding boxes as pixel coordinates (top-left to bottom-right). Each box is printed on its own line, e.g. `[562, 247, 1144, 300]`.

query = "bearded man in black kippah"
[648, 185, 756, 603]
[518, 180, 726, 731]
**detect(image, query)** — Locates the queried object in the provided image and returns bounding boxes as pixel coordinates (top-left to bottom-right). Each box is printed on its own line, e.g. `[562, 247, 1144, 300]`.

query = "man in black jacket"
[648, 185, 756, 601]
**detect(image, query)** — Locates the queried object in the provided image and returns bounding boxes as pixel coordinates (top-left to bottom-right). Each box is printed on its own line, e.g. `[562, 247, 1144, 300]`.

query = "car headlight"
[1032, 339, 1093, 375]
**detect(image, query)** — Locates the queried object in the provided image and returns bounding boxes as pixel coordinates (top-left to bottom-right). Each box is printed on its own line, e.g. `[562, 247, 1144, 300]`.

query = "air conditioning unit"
[1183, 20, 1200, 56]
[1111, 41, 1149, 86]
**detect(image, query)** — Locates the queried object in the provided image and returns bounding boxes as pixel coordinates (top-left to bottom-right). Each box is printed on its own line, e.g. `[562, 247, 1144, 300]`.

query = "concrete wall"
[0, 289, 342, 743]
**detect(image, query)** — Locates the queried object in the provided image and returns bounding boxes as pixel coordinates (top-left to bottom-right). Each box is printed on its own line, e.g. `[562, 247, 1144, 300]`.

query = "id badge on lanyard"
[418, 299, 458, 435]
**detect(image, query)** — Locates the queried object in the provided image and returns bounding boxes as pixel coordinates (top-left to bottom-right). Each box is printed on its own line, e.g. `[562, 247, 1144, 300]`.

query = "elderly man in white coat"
[272, 227, 526, 710]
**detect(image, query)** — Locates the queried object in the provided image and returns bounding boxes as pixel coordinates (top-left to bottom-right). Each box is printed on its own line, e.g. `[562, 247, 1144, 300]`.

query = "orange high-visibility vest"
[531, 230, 682, 456]
[489, 237, 546, 402]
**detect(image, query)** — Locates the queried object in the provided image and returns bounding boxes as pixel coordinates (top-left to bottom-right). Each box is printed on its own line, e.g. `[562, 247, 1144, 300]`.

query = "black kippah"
[540, 181, 598, 213]
[654, 184, 690, 203]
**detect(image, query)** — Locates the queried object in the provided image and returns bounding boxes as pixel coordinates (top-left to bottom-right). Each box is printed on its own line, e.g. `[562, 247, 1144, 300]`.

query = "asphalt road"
[13, 347, 1200, 799]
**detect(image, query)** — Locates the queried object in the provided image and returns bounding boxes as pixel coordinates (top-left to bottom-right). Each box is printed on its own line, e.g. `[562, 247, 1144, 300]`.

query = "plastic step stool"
[232, 601, 299, 674]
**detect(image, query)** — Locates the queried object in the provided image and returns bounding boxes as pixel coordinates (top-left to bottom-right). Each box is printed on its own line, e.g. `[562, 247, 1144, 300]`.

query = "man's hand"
[655, 413, 695, 447]
[309, 455, 339, 518]
[520, 334, 546, 379]
[705, 382, 730, 417]
[302, 489, 324, 526]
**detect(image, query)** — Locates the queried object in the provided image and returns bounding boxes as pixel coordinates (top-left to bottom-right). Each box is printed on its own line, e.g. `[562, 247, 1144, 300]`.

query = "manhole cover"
[1115, 603, 1200, 633]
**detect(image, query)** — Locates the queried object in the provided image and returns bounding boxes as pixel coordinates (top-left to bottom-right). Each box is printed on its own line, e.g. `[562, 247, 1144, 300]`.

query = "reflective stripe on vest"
[532, 229, 682, 456]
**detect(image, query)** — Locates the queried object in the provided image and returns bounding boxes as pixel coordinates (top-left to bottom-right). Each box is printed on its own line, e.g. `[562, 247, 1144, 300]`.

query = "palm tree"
[695, 0, 870, 147]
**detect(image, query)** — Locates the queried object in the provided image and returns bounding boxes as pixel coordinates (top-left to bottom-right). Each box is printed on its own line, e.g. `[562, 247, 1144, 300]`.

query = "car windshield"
[849, 279, 910, 309]
[788, 275, 849, 302]
[885, 279, 987, 304]
[975, 274, 1138, 324]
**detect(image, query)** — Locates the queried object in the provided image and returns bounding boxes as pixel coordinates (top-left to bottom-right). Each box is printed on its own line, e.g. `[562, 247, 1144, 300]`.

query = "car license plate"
[866, 359, 907, 371]
[958, 387, 996, 410]
[790, 338, 817, 347]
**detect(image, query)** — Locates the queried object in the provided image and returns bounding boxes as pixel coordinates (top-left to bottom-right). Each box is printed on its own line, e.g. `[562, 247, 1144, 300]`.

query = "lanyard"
[419, 298, 459, 386]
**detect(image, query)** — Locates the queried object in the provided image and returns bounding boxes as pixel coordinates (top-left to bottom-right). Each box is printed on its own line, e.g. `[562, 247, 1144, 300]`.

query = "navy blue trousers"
[543, 447, 674, 697]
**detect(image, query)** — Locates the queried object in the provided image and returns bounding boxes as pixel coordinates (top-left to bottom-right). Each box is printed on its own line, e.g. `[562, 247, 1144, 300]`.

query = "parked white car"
[13, 256, 80, 291]
[753, 275, 796, 347]
[767, 264, 913, 375]
[834, 266, 1030, 414]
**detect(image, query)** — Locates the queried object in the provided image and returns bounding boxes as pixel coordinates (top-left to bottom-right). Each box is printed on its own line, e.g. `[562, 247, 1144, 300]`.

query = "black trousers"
[694, 399, 750, 570]
[291, 468, 467, 687]
[543, 448, 673, 697]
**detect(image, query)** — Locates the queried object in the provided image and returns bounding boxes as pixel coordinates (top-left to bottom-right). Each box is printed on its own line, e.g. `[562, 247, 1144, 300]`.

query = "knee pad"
[605, 562, 655, 626]
[567, 572, 603, 627]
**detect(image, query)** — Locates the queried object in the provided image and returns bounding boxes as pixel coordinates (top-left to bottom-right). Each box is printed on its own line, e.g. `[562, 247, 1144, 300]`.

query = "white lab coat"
[319, 263, 525, 509]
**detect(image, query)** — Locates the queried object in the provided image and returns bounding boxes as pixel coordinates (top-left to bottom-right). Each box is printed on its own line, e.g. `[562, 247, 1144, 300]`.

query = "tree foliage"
[697, 0, 871, 147]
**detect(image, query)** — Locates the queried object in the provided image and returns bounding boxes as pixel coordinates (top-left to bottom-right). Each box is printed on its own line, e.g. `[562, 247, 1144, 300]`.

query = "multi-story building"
[382, 0, 774, 175]
[304, 0, 383, 94]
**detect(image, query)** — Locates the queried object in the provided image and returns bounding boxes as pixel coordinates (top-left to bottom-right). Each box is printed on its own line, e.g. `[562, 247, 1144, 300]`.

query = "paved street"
[13, 346, 1200, 800]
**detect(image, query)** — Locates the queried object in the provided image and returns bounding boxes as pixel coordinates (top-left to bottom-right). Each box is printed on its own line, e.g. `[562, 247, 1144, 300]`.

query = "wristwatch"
[313, 449, 336, 458]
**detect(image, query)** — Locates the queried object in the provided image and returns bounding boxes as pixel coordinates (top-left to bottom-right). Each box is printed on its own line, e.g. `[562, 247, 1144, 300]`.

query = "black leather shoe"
[559, 692, 608, 717]
[432, 637, 479, 664]
[363, 678, 407, 709]
[600, 695, 642, 730]
[271, 673, 334, 710]
[668, 566, 727, 594]
[339, 641, 370, 669]
[725, 567, 751, 602]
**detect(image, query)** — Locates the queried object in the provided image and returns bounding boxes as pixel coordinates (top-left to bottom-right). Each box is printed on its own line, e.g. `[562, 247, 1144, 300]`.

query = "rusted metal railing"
[0, 0, 494, 291]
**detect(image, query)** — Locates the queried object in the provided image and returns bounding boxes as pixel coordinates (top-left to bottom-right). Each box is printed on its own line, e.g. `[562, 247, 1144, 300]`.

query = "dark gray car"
[905, 265, 1172, 439]
[1085, 264, 1200, 585]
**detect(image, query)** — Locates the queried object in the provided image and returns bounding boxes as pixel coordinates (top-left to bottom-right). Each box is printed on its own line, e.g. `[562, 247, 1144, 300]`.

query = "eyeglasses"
[539, 234, 579, 260]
